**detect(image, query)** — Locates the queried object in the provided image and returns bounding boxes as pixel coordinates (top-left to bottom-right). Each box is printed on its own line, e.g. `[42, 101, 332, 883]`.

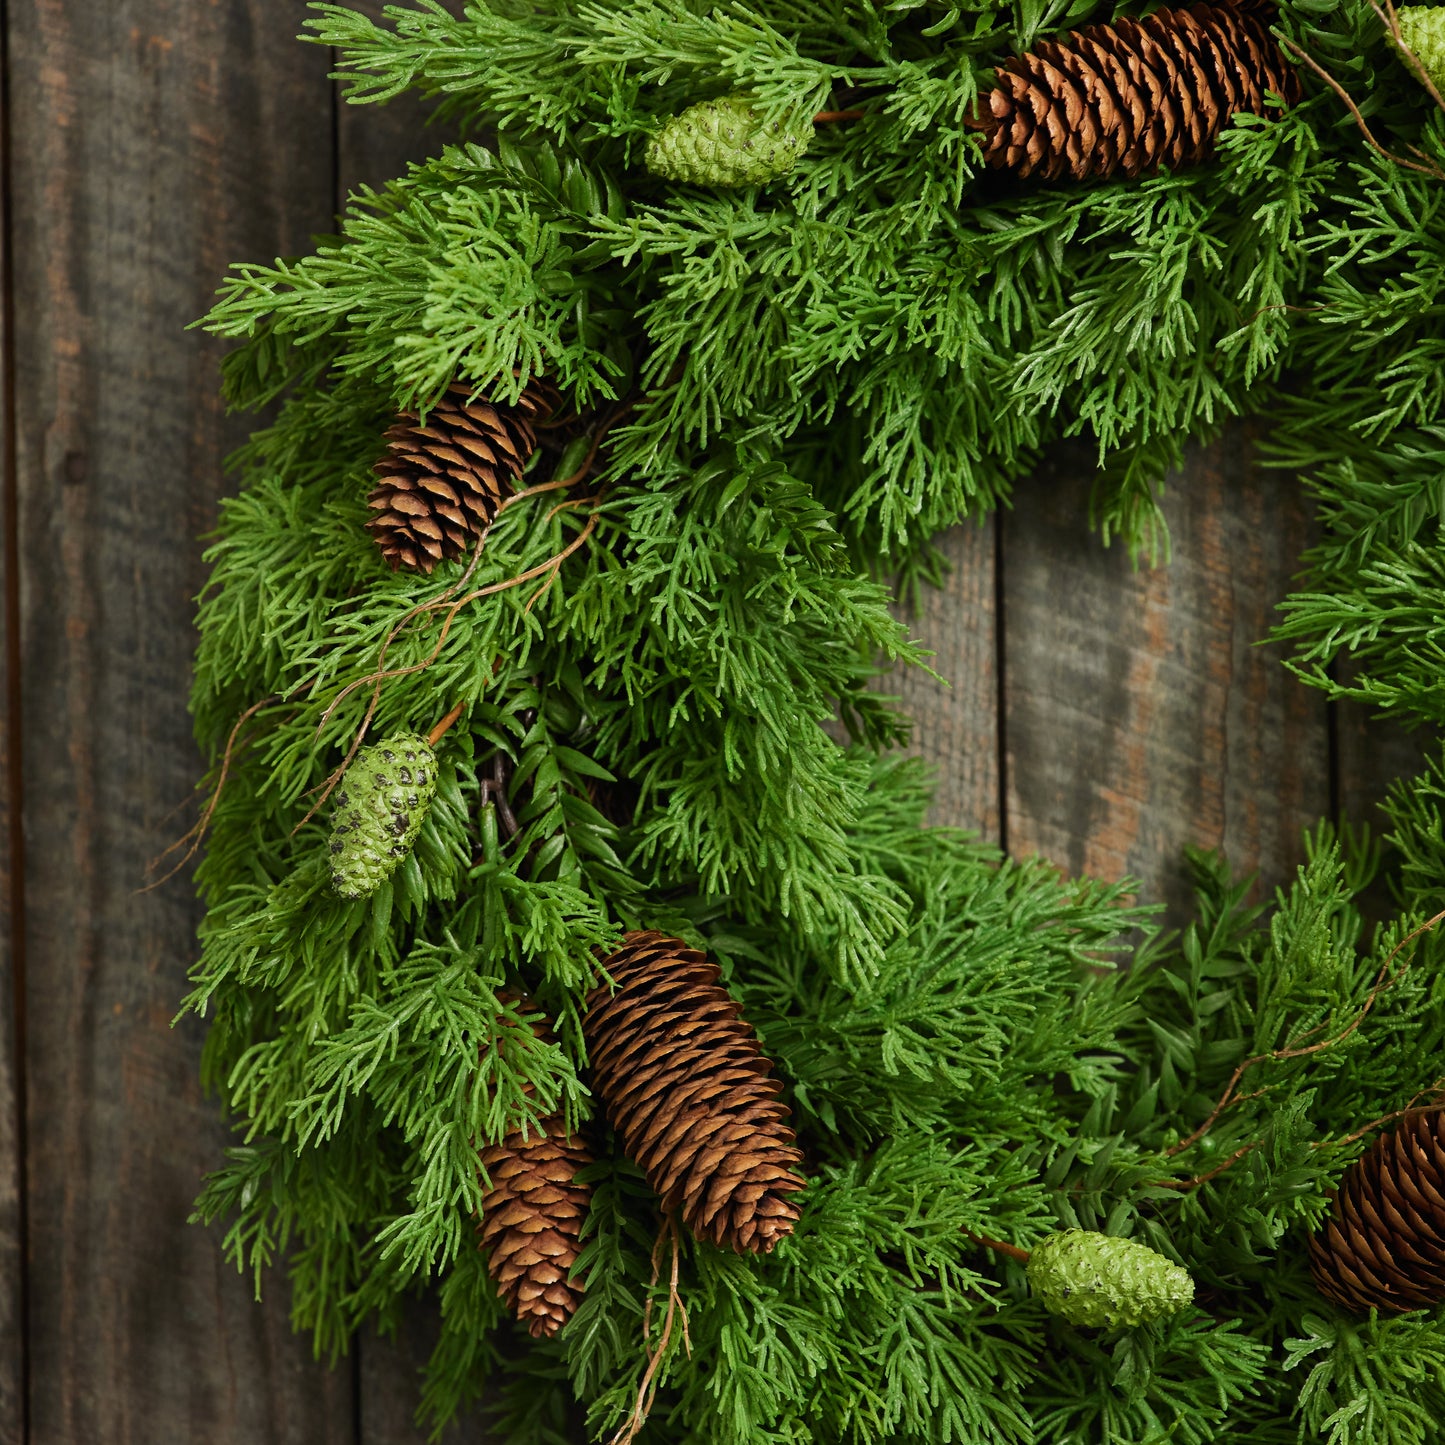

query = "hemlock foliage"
[187, 0, 1445, 1438]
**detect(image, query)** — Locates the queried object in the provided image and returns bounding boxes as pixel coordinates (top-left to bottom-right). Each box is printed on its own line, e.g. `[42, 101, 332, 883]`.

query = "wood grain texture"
[886, 519, 1000, 843]
[9, 4, 351, 1441]
[1002, 426, 1330, 924]
[0, 60, 24, 1433]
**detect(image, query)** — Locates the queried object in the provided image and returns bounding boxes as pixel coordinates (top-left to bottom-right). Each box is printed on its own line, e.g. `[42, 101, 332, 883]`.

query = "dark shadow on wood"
[999, 424, 1330, 929]
[0, 0, 26, 1432]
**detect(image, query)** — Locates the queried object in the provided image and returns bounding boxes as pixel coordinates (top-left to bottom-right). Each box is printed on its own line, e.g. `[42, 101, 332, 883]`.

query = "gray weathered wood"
[1001, 428, 1330, 924]
[886, 519, 1001, 844]
[9, 3, 352, 1440]
[0, 76, 24, 1433]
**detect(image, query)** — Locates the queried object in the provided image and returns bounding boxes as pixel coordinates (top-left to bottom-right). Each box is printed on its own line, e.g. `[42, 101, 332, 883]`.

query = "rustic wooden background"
[0, 4, 1426, 1442]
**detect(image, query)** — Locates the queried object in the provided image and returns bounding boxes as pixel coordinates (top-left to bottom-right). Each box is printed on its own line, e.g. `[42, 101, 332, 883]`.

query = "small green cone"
[1396, 7, 1445, 94]
[1026, 1230, 1194, 1329]
[329, 731, 438, 899]
[645, 94, 810, 188]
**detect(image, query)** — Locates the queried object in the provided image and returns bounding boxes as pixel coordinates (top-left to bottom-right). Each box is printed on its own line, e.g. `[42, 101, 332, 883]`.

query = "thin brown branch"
[1149, 1142, 1261, 1192]
[813, 108, 865, 122]
[1313, 1080, 1445, 1151]
[1372, 0, 1445, 118]
[142, 695, 278, 890]
[1161, 910, 1445, 1162]
[610, 1217, 690, 1445]
[426, 700, 466, 747]
[964, 1231, 1032, 1265]
[1278, 34, 1445, 181]
[312, 402, 627, 738]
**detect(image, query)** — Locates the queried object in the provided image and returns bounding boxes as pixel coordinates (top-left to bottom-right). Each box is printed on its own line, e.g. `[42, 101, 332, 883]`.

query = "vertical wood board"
[9, 3, 351, 1440]
[1001, 428, 1330, 924]
[0, 27, 24, 1429]
[885, 518, 1001, 844]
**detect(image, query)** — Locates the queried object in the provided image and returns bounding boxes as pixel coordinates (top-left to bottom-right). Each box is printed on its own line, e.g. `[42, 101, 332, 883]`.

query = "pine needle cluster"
[186, 1, 1445, 1440]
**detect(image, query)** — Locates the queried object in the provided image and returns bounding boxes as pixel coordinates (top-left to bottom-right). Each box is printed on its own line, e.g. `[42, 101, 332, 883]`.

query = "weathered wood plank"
[1001, 427, 1330, 924]
[887, 519, 1001, 843]
[0, 73, 25, 1435]
[10, 4, 352, 1440]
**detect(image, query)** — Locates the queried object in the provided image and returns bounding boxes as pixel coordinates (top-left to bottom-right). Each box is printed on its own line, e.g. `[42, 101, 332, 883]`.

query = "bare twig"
[1372, 0, 1445, 117]
[479, 752, 519, 840]
[813, 108, 865, 123]
[1283, 31, 1439, 180]
[142, 695, 278, 890]
[426, 701, 466, 747]
[1143, 911, 1445, 1192]
[964, 1231, 1032, 1265]
[1149, 1142, 1262, 1192]
[610, 1217, 691, 1445]
[1313, 1080, 1445, 1151]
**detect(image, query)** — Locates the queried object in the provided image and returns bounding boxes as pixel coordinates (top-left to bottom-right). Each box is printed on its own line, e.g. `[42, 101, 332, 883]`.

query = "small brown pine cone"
[1309, 1110, 1445, 1314]
[968, 2, 1300, 182]
[366, 377, 559, 573]
[584, 931, 805, 1254]
[477, 1001, 592, 1338]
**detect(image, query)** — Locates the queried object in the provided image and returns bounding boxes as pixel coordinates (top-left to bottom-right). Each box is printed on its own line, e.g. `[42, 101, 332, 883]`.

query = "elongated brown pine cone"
[584, 931, 806, 1253]
[366, 377, 558, 573]
[1309, 1110, 1445, 1314]
[477, 1003, 593, 1338]
[968, 2, 1299, 182]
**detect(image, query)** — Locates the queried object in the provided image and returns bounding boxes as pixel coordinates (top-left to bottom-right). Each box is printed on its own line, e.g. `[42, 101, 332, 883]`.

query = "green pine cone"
[1026, 1230, 1194, 1329]
[1397, 7, 1445, 93]
[645, 94, 810, 188]
[329, 732, 438, 899]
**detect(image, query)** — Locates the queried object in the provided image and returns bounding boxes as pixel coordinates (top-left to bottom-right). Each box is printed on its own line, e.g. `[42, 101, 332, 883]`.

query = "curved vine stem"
[610, 1216, 691, 1445]
[1278, 5, 1445, 183]
[141, 695, 279, 890]
[1144, 910, 1445, 1190]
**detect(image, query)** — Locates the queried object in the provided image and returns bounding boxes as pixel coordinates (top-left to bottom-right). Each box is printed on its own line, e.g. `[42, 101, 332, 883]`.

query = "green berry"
[1396, 7, 1445, 94]
[645, 94, 810, 188]
[1026, 1230, 1195, 1329]
[329, 731, 438, 899]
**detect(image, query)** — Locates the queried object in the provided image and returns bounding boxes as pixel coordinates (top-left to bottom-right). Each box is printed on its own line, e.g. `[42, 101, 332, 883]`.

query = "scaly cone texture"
[968, 2, 1299, 182]
[583, 931, 806, 1252]
[1027, 1230, 1196, 1327]
[328, 731, 437, 898]
[1308, 1110, 1445, 1314]
[366, 377, 557, 573]
[477, 1003, 593, 1338]
[645, 94, 811, 188]
[1396, 7, 1445, 95]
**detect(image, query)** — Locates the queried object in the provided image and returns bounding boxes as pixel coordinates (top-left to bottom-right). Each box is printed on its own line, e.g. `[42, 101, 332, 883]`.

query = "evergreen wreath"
[174, 0, 1445, 1439]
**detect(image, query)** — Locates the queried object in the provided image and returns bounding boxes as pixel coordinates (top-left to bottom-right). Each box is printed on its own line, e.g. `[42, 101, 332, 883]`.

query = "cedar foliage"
[187, 1, 1445, 1440]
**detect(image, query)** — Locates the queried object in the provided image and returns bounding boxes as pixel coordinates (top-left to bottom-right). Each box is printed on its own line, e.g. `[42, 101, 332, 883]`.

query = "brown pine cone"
[969, 2, 1300, 182]
[366, 377, 558, 573]
[477, 1001, 592, 1338]
[583, 931, 805, 1254]
[1308, 1110, 1445, 1314]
